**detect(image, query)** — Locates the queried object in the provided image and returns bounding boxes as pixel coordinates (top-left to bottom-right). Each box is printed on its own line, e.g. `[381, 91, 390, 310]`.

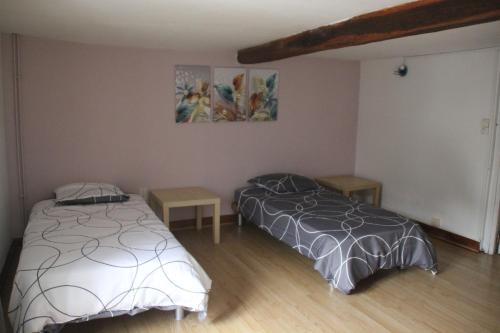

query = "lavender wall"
[10, 36, 359, 234]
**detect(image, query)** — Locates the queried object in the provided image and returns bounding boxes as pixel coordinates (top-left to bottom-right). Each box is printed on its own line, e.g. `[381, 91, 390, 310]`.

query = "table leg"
[150, 196, 158, 216]
[162, 205, 170, 230]
[373, 186, 381, 208]
[343, 190, 351, 199]
[196, 206, 203, 230]
[213, 202, 220, 244]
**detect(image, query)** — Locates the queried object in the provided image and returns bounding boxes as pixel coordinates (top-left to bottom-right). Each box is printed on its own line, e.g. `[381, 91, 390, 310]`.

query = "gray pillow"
[248, 173, 320, 194]
[55, 183, 129, 206]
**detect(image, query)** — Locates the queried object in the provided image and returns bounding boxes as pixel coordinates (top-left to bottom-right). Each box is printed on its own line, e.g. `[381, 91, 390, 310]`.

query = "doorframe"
[481, 48, 500, 254]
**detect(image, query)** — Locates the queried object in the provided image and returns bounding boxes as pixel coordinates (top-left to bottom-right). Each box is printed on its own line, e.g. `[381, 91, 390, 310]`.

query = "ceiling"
[0, 0, 499, 60]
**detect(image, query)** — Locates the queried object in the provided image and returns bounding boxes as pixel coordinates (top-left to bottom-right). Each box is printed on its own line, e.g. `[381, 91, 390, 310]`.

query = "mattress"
[8, 194, 211, 333]
[235, 186, 437, 294]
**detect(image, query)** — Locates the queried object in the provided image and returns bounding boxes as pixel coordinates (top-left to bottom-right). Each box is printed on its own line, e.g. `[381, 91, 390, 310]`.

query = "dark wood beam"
[237, 0, 500, 64]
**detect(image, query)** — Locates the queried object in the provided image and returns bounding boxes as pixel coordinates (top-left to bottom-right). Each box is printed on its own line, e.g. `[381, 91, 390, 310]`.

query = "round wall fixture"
[394, 63, 408, 77]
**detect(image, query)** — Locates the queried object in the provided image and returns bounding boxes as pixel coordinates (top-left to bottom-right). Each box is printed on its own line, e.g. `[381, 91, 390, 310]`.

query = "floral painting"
[175, 65, 211, 123]
[248, 69, 279, 121]
[213, 67, 247, 122]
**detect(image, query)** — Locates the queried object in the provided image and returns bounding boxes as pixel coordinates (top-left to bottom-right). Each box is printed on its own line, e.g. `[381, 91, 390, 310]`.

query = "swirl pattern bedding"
[9, 194, 211, 333]
[235, 186, 437, 294]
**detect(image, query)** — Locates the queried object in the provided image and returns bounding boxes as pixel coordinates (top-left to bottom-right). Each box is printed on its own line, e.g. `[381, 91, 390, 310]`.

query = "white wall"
[356, 48, 499, 241]
[0, 34, 12, 269]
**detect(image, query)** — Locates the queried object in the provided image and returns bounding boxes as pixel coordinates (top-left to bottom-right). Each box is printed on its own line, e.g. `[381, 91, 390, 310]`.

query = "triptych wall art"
[175, 65, 279, 123]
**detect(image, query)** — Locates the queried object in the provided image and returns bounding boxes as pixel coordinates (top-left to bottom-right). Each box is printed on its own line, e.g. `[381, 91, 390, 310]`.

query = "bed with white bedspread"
[8, 194, 211, 333]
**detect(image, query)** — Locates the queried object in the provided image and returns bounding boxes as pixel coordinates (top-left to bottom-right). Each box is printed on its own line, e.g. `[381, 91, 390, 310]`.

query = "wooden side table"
[149, 187, 221, 244]
[315, 175, 382, 208]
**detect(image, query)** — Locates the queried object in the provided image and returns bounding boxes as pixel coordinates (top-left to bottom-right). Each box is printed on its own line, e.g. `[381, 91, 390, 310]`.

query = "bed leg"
[198, 311, 207, 321]
[175, 306, 184, 321]
[237, 213, 243, 227]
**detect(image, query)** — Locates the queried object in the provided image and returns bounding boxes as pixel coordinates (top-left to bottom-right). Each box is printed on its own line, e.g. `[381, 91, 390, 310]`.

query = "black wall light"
[394, 59, 408, 77]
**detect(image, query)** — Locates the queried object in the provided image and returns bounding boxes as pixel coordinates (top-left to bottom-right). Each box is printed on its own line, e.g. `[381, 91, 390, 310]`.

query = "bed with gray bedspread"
[235, 186, 437, 294]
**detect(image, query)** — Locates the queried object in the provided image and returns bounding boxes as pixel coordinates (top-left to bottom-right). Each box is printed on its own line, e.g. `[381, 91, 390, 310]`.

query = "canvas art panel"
[213, 67, 247, 122]
[175, 65, 211, 123]
[248, 69, 279, 121]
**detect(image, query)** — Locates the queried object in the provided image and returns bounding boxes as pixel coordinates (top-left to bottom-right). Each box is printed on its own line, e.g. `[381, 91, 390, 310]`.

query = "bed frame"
[175, 307, 207, 321]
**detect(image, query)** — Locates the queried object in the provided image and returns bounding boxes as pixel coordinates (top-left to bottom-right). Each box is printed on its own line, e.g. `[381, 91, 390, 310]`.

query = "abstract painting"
[213, 67, 247, 122]
[175, 65, 211, 123]
[248, 69, 279, 121]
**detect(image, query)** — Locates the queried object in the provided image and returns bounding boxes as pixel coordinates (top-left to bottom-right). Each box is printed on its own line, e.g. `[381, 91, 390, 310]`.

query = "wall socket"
[480, 118, 490, 135]
[430, 217, 441, 227]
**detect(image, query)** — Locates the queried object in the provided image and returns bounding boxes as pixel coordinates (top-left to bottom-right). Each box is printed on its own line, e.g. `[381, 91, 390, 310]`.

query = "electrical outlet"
[430, 217, 441, 227]
[481, 118, 490, 135]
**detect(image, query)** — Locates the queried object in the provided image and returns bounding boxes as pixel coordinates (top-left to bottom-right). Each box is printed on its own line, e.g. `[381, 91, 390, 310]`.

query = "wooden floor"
[3, 224, 500, 333]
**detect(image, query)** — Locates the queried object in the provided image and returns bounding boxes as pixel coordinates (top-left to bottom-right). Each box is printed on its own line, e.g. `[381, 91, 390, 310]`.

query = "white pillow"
[55, 183, 129, 205]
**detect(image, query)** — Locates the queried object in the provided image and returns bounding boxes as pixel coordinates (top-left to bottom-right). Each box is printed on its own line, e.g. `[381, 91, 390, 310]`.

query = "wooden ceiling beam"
[237, 0, 500, 64]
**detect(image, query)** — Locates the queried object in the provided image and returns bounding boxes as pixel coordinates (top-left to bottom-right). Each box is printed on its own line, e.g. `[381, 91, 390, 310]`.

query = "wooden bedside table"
[315, 175, 382, 208]
[149, 187, 221, 244]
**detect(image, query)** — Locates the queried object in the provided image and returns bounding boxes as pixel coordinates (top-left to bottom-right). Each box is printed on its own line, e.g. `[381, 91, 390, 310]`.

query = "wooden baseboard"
[169, 214, 237, 231]
[418, 222, 480, 253]
[169, 214, 482, 252]
[0, 216, 480, 288]
[0, 238, 22, 291]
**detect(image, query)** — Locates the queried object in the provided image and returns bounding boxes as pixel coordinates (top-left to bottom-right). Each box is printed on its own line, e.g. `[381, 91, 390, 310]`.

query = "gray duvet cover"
[235, 186, 437, 294]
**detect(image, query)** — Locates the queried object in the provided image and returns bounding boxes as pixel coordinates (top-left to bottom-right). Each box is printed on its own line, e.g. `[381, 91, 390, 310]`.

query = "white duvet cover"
[8, 195, 211, 333]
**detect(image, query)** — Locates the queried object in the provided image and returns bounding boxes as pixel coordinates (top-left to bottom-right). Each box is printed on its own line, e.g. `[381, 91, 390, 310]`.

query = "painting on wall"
[248, 69, 279, 121]
[175, 65, 211, 123]
[213, 67, 247, 122]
